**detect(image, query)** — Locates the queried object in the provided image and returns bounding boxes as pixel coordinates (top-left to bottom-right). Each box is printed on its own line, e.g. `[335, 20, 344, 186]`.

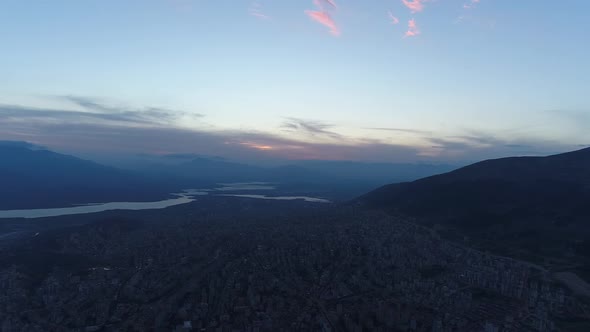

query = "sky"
[1, 0, 589, 164]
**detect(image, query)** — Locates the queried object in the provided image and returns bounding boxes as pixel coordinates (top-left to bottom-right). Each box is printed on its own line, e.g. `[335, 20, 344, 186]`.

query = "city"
[1, 197, 586, 331]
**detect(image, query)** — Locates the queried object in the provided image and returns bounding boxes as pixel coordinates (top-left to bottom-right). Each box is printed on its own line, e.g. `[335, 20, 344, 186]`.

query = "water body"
[214, 183, 276, 191]
[188, 183, 330, 203]
[219, 194, 330, 203]
[0, 194, 195, 219]
[185, 182, 277, 192]
[0, 183, 329, 219]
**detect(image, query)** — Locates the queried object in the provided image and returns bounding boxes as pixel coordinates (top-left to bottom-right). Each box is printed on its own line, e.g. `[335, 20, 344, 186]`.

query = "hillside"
[0, 142, 171, 209]
[108, 153, 456, 200]
[361, 147, 590, 270]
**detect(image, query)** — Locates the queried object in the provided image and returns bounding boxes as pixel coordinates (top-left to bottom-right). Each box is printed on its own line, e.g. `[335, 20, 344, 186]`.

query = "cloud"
[63, 95, 122, 113]
[402, 0, 426, 13]
[305, 0, 340, 36]
[405, 18, 420, 37]
[305, 11, 339, 36]
[63, 95, 204, 123]
[420, 130, 576, 161]
[0, 104, 425, 162]
[463, 0, 481, 9]
[0, 104, 154, 126]
[0, 97, 202, 128]
[367, 127, 430, 134]
[388, 11, 400, 25]
[62, 95, 203, 119]
[315, 0, 337, 10]
[249, 1, 270, 20]
[281, 118, 341, 139]
[1, 102, 583, 164]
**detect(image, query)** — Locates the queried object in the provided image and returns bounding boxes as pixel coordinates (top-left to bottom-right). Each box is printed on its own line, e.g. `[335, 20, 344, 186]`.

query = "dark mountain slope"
[110, 153, 457, 200]
[361, 147, 590, 264]
[0, 142, 171, 209]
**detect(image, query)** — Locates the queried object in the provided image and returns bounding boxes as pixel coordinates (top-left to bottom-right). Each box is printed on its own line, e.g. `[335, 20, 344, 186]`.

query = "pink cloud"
[305, 10, 340, 36]
[306, 0, 339, 36]
[388, 11, 400, 25]
[402, 0, 425, 13]
[405, 18, 420, 37]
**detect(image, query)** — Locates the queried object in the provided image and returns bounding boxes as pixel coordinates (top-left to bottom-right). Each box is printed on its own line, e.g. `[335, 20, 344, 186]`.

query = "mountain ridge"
[360, 147, 590, 273]
[0, 142, 172, 209]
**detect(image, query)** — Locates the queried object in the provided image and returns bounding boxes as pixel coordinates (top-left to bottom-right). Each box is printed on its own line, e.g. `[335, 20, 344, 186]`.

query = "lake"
[0, 182, 330, 219]
[0, 194, 195, 219]
[219, 194, 330, 203]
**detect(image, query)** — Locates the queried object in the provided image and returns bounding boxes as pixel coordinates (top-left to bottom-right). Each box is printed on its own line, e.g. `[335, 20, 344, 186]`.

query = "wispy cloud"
[281, 118, 341, 139]
[63, 95, 121, 113]
[64, 95, 203, 123]
[422, 135, 507, 158]
[402, 0, 426, 14]
[305, 0, 340, 36]
[388, 11, 400, 25]
[1, 96, 202, 129]
[313, 0, 338, 10]
[419, 128, 579, 160]
[0, 102, 581, 163]
[405, 18, 420, 37]
[367, 127, 430, 134]
[249, 1, 270, 20]
[0, 103, 426, 162]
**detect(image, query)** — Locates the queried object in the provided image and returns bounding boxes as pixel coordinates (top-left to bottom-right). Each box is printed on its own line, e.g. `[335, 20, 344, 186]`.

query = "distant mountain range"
[5, 140, 590, 277]
[0, 142, 172, 209]
[99, 151, 457, 200]
[361, 147, 590, 269]
[0, 141, 456, 209]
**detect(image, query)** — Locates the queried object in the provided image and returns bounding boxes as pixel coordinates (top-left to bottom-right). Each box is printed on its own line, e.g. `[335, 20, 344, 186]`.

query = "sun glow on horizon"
[240, 142, 274, 151]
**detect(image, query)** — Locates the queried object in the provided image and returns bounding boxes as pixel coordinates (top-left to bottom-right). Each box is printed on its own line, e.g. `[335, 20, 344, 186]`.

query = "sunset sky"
[1, 0, 589, 163]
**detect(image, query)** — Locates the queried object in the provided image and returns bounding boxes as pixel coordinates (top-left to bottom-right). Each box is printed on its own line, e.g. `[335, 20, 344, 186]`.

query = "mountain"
[290, 160, 455, 183]
[0, 142, 171, 209]
[361, 147, 590, 269]
[0, 141, 458, 209]
[105, 153, 457, 200]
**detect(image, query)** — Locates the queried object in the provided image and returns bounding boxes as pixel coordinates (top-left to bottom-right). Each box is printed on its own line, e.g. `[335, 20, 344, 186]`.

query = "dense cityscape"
[1, 197, 587, 331]
[2, 0, 590, 331]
